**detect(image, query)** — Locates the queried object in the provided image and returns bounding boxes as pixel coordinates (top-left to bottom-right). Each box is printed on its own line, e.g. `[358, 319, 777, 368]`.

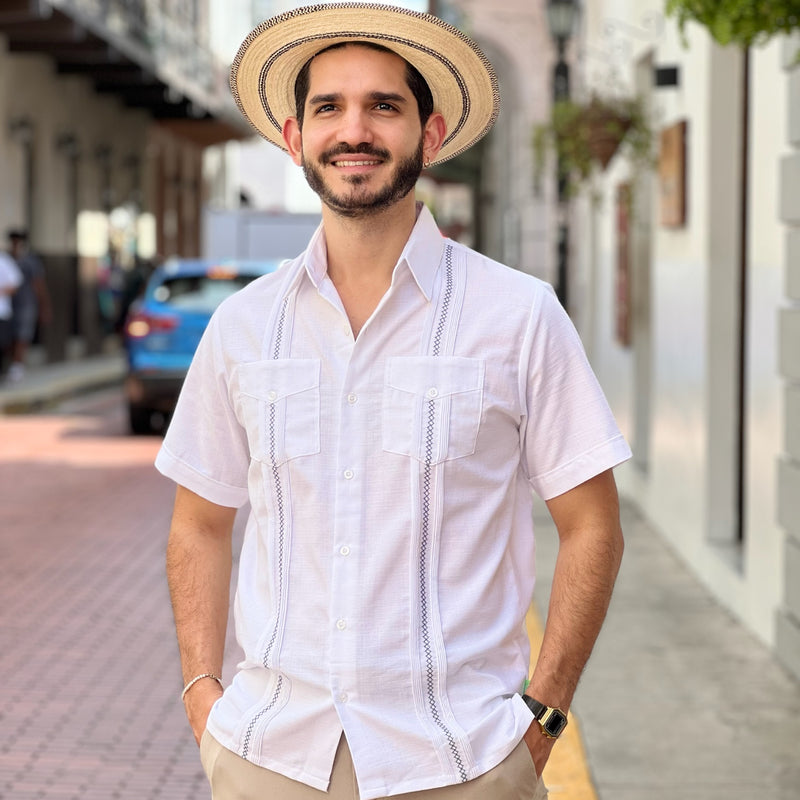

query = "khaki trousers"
[200, 731, 548, 800]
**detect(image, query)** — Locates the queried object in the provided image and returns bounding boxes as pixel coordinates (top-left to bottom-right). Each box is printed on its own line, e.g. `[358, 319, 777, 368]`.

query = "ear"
[282, 117, 303, 166]
[422, 112, 447, 164]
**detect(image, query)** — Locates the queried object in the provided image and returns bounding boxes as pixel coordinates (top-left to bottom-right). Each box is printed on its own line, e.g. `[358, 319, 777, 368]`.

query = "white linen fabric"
[156, 204, 631, 799]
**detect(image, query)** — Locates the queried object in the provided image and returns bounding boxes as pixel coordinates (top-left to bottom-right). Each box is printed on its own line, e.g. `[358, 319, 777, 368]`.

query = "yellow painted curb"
[526, 605, 599, 799]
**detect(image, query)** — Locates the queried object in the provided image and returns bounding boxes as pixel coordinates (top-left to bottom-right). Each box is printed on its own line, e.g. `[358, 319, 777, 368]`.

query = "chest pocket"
[383, 357, 484, 465]
[236, 359, 321, 466]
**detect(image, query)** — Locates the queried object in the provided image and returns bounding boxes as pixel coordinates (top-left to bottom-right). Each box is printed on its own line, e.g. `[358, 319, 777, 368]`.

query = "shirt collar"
[302, 202, 445, 301]
[395, 203, 445, 301]
[303, 222, 329, 289]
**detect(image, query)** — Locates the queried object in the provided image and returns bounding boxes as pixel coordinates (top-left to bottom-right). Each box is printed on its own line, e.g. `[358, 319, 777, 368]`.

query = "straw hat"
[230, 3, 500, 165]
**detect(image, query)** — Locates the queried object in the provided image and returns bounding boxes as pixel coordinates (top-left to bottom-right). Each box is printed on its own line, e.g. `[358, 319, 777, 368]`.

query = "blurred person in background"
[5, 229, 51, 382]
[0, 246, 22, 377]
[158, 5, 631, 800]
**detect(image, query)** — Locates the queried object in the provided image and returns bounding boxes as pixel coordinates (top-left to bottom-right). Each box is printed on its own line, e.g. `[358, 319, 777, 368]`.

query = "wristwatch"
[521, 695, 568, 739]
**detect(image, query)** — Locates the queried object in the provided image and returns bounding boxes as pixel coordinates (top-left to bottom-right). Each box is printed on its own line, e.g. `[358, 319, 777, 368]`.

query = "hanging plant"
[665, 0, 800, 50]
[533, 94, 654, 198]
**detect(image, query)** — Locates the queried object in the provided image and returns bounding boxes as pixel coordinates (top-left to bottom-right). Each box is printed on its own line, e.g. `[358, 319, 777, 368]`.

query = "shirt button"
[426, 387, 439, 399]
[339, 545, 351, 556]
[336, 619, 347, 630]
[343, 469, 354, 480]
[339, 693, 349, 703]
[267, 390, 277, 402]
[347, 393, 358, 405]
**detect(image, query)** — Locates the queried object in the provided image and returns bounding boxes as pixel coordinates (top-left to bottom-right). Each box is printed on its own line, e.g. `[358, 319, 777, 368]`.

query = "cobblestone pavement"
[0, 397, 242, 799]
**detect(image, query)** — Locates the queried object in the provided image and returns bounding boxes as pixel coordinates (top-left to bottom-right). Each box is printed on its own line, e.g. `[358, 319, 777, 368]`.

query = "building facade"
[557, 0, 800, 679]
[0, 0, 249, 361]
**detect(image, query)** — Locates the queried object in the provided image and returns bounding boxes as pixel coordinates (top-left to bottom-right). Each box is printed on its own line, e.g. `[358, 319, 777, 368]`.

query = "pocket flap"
[385, 357, 484, 398]
[236, 359, 320, 402]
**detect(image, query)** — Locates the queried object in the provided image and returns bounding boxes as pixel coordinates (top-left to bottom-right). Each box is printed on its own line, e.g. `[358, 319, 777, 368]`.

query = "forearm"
[167, 527, 231, 681]
[165, 486, 235, 739]
[528, 521, 623, 710]
[167, 506, 232, 680]
[529, 469, 624, 709]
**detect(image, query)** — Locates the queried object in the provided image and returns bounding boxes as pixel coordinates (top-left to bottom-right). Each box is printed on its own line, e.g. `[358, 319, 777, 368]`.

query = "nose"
[336, 107, 373, 146]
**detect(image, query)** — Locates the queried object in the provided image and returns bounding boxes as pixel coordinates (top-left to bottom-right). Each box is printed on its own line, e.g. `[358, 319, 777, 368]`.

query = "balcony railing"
[44, 0, 224, 115]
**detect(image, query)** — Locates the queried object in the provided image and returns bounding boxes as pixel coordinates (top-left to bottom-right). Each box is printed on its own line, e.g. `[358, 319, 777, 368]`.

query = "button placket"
[329, 367, 368, 699]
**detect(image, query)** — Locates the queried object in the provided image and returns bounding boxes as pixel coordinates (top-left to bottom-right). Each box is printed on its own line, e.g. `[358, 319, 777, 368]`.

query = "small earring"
[424, 157, 431, 169]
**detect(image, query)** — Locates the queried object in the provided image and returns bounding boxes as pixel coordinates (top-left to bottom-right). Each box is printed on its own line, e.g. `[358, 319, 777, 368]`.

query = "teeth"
[333, 160, 379, 166]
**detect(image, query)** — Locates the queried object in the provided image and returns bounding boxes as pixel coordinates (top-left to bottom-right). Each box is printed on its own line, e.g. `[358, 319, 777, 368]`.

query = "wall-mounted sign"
[659, 120, 687, 227]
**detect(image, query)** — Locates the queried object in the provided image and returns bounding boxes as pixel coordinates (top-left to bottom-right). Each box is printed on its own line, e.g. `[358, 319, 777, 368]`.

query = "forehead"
[307, 43, 409, 89]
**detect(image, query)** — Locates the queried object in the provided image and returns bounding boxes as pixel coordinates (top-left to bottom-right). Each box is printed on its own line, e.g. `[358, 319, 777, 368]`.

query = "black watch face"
[542, 710, 568, 737]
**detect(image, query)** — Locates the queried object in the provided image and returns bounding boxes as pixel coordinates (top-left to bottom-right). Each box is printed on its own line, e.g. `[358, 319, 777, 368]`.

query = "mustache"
[321, 143, 391, 164]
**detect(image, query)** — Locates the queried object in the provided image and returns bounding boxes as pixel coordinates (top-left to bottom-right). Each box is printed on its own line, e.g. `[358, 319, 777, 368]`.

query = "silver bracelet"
[181, 672, 223, 702]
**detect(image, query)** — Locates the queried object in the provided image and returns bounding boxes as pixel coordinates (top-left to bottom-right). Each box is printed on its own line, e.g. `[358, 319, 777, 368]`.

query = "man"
[158, 5, 631, 799]
[5, 229, 51, 382]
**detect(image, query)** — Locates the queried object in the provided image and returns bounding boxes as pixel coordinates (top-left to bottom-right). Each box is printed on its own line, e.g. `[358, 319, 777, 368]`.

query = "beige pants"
[200, 731, 548, 800]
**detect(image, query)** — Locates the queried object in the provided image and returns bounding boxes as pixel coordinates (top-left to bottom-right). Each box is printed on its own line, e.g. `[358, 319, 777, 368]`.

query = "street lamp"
[546, 0, 579, 51]
[545, 0, 580, 311]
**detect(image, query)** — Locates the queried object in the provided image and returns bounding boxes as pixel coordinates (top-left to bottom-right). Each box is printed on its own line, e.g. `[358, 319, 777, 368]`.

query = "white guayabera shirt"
[156, 203, 631, 799]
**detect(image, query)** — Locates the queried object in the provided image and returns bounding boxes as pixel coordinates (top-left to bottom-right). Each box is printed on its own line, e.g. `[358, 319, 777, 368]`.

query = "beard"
[302, 138, 424, 219]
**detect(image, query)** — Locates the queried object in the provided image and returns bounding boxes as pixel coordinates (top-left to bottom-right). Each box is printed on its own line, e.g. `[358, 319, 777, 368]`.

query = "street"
[0, 388, 242, 800]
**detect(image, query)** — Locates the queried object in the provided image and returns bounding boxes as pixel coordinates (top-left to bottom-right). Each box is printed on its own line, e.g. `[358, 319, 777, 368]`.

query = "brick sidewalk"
[0, 411, 242, 799]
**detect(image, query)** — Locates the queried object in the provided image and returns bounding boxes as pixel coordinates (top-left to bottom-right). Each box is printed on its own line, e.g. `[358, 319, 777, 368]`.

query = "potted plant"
[665, 0, 800, 51]
[533, 93, 654, 198]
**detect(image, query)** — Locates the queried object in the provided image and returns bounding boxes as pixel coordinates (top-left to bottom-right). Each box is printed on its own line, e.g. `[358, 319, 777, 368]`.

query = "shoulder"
[214, 258, 301, 327]
[452, 239, 557, 310]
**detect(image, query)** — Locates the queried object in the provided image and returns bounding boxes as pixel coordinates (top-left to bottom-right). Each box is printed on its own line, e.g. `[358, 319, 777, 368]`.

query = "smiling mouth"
[330, 159, 382, 167]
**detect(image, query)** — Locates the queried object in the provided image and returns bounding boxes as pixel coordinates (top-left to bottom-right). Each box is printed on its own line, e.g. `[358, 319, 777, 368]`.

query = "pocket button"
[426, 387, 439, 399]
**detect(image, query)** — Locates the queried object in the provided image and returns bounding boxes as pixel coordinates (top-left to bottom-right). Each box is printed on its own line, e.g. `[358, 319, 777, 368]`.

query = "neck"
[322, 194, 419, 286]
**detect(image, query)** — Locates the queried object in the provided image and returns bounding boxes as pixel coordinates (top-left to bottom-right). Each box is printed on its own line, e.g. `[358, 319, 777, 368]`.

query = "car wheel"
[129, 404, 154, 435]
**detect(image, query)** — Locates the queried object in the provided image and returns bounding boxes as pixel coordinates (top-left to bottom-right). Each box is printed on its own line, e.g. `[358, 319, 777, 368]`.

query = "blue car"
[123, 258, 281, 434]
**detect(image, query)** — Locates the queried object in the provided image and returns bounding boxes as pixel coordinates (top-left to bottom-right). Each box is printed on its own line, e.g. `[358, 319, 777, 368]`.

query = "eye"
[314, 103, 337, 114]
[375, 102, 398, 112]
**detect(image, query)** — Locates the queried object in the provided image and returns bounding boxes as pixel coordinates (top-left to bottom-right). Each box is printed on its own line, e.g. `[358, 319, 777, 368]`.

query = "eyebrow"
[307, 91, 409, 106]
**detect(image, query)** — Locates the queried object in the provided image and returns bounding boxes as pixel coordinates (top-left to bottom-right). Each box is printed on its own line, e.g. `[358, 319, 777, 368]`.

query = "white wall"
[574, 3, 790, 648]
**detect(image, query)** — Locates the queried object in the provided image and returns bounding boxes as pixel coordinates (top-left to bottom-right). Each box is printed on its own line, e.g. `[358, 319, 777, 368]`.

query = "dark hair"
[293, 41, 434, 129]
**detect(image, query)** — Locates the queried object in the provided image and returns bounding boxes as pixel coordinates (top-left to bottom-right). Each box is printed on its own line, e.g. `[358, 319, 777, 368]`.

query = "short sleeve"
[519, 286, 631, 500]
[155, 311, 251, 508]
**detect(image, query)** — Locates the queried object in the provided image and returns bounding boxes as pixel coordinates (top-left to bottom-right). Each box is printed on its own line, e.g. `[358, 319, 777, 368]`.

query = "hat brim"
[230, 3, 500, 166]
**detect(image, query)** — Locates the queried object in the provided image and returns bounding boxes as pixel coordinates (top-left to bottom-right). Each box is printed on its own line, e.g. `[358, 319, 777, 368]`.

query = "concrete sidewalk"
[0, 352, 126, 414]
[533, 499, 800, 799]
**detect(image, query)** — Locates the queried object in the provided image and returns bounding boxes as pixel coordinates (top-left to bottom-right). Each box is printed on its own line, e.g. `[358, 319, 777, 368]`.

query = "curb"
[0, 354, 126, 414]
